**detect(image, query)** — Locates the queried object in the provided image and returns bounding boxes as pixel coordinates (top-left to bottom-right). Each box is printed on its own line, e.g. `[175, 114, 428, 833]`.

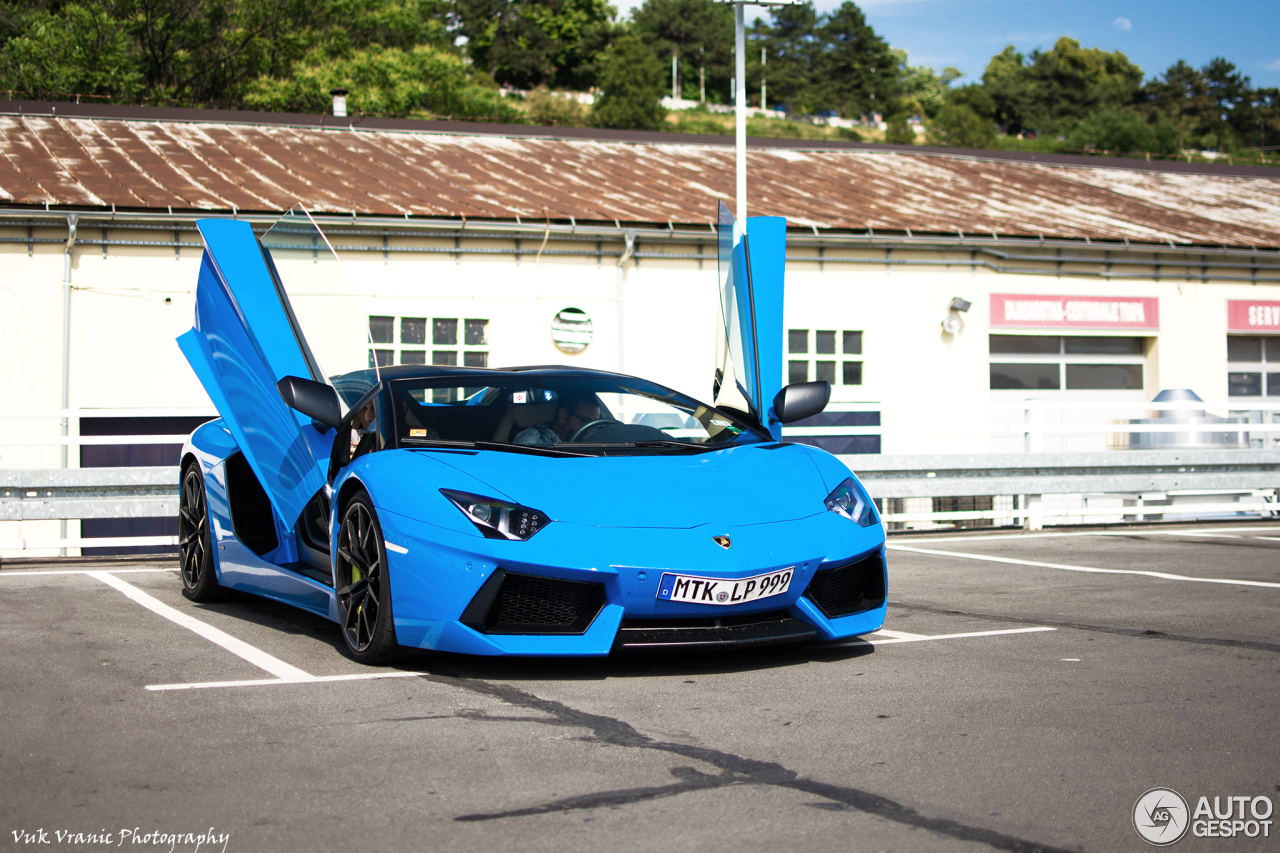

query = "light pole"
[717, 0, 800, 232]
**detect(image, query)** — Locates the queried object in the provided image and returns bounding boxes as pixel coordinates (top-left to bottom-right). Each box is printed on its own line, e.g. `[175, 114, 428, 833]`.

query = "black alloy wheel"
[179, 463, 224, 602]
[335, 493, 402, 665]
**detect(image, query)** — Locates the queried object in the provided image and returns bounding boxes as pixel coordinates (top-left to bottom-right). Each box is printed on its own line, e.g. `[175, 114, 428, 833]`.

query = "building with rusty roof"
[2, 99, 1279, 552]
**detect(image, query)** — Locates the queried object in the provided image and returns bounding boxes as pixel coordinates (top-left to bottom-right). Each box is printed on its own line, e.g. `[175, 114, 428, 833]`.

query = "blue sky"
[612, 0, 1280, 88]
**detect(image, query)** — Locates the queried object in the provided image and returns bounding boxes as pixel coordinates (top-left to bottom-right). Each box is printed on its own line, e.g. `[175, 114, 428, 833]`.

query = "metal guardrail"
[0, 467, 177, 522]
[844, 450, 1280, 529]
[845, 450, 1280, 498]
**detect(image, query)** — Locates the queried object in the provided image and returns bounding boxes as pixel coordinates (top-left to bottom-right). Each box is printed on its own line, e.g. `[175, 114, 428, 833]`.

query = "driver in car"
[514, 395, 601, 446]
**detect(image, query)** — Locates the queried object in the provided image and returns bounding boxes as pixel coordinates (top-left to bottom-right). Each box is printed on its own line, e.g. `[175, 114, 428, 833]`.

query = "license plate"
[656, 568, 793, 605]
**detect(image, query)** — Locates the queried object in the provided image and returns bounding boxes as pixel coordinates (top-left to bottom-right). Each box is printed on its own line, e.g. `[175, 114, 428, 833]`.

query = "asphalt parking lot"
[3, 522, 1279, 853]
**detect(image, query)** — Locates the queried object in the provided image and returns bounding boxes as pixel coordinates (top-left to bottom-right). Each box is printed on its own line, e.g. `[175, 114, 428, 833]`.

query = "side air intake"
[460, 570, 605, 635]
[803, 552, 886, 618]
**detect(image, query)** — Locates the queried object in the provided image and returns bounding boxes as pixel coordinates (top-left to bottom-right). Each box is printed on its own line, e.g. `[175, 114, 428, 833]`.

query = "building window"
[789, 329, 863, 385]
[401, 317, 426, 345]
[369, 316, 488, 370]
[989, 335, 1146, 391]
[1227, 335, 1280, 397]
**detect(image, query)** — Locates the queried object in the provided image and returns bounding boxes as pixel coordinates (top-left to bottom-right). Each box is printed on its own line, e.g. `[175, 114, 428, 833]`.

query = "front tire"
[335, 492, 402, 665]
[179, 462, 225, 602]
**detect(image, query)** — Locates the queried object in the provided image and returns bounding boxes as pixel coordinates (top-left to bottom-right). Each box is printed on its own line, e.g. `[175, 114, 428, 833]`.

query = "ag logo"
[712, 536, 731, 549]
[1134, 788, 1190, 845]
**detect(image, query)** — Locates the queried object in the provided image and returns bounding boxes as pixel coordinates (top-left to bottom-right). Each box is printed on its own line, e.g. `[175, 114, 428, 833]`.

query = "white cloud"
[1263, 58, 1280, 72]
[1112, 17, 1132, 32]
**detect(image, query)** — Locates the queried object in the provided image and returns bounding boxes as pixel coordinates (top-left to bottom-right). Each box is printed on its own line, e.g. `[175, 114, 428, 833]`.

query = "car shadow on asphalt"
[403, 640, 877, 683]
[188, 587, 878, 681]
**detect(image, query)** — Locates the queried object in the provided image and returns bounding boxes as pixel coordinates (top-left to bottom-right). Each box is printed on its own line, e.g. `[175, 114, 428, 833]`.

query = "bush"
[526, 87, 587, 127]
[884, 113, 915, 144]
[590, 34, 666, 131]
[1066, 109, 1179, 155]
[928, 103, 995, 147]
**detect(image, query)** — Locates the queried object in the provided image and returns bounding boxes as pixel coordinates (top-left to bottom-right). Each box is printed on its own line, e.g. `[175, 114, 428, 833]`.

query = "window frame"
[988, 334, 1148, 392]
[788, 328, 863, 387]
[1226, 334, 1279, 397]
[369, 315, 489, 369]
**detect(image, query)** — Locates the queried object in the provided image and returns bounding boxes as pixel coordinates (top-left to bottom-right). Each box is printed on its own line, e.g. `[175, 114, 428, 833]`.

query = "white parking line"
[147, 671, 428, 692]
[892, 526, 1280, 545]
[886, 544, 1280, 589]
[869, 628, 930, 640]
[865, 627, 1056, 644]
[88, 571, 314, 682]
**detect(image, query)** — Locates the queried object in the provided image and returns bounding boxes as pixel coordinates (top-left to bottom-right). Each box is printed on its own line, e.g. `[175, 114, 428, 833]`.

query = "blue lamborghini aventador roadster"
[176, 204, 886, 663]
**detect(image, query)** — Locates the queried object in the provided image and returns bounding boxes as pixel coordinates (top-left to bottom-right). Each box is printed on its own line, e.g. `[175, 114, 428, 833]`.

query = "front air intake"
[460, 570, 605, 635]
[803, 552, 886, 618]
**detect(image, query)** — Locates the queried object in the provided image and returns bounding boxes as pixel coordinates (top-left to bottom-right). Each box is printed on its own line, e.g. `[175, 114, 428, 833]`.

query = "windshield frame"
[378, 369, 773, 456]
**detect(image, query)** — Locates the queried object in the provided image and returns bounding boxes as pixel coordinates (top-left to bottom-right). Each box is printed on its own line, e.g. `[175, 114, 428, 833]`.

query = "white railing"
[782, 400, 1280, 451]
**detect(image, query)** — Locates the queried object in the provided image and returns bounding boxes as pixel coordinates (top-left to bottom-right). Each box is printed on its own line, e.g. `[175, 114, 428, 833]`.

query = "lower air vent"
[460, 570, 605, 635]
[803, 552, 887, 619]
[613, 610, 816, 651]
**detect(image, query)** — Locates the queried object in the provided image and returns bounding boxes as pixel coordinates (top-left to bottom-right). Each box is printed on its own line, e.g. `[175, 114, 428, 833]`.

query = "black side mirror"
[771, 381, 830, 425]
[277, 375, 342, 430]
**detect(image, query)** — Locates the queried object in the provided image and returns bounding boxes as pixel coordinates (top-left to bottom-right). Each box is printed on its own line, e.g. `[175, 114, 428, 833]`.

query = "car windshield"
[385, 373, 770, 456]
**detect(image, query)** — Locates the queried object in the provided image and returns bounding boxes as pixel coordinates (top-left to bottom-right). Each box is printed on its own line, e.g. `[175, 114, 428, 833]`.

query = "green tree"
[898, 53, 961, 120]
[453, 0, 613, 90]
[1139, 57, 1262, 152]
[981, 37, 1143, 136]
[749, 0, 820, 114]
[244, 44, 516, 120]
[591, 32, 665, 130]
[0, 4, 142, 100]
[927, 84, 994, 147]
[812, 1, 897, 119]
[631, 0, 731, 102]
[0, 0, 457, 109]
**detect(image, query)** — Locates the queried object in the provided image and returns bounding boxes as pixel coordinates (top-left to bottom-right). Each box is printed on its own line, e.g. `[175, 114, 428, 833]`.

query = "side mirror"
[277, 375, 342, 429]
[771, 380, 830, 425]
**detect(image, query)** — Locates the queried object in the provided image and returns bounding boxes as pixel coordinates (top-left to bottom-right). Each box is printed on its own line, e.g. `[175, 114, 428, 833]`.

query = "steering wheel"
[568, 418, 622, 442]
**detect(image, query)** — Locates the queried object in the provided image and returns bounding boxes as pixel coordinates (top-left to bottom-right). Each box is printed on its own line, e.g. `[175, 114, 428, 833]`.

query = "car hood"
[411, 443, 833, 528]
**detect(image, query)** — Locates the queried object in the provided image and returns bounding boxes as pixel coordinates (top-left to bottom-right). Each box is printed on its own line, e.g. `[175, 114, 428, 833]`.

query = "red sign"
[1228, 300, 1280, 332]
[990, 294, 1159, 330]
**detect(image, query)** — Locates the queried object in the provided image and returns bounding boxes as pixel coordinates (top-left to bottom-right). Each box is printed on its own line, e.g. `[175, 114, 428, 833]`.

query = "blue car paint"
[176, 212, 888, 658]
[339, 444, 885, 655]
[396, 442, 829, 528]
[184, 222, 330, 531]
[745, 217, 787, 440]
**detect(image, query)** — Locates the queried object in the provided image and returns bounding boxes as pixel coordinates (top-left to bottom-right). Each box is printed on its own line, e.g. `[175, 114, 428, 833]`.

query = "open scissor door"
[178, 206, 375, 532]
[712, 202, 786, 437]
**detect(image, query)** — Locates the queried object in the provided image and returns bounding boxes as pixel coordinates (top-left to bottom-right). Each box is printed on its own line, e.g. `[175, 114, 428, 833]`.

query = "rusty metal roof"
[2, 101, 1279, 247]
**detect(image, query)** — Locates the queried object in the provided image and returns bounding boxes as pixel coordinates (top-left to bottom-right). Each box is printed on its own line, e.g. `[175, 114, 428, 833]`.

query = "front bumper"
[376, 507, 887, 656]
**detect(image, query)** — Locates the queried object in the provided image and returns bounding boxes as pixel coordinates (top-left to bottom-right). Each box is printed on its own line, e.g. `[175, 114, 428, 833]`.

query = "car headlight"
[440, 489, 550, 541]
[824, 477, 879, 527]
